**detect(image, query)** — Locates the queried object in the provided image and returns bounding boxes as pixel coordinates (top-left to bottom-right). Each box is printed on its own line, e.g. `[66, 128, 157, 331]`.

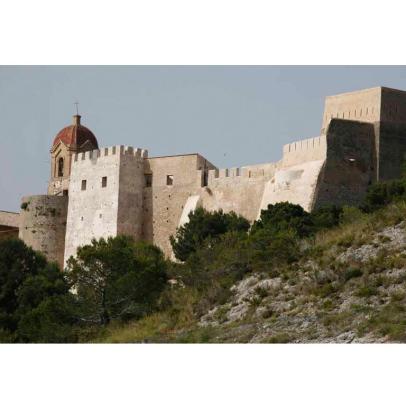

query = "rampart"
[0, 210, 19, 228]
[314, 119, 375, 208]
[73, 145, 148, 162]
[142, 154, 213, 257]
[281, 135, 327, 167]
[322, 87, 381, 131]
[0, 211, 20, 241]
[19, 195, 68, 268]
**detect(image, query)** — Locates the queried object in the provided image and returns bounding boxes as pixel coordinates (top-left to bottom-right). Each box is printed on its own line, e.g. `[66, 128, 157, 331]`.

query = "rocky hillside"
[99, 201, 406, 343]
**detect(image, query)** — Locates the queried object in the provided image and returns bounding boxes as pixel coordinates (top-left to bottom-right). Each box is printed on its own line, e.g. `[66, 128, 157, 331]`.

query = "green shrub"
[66, 236, 168, 326]
[170, 207, 250, 261]
[359, 302, 406, 341]
[361, 179, 406, 213]
[254, 286, 268, 299]
[266, 333, 292, 343]
[356, 285, 378, 298]
[339, 206, 365, 225]
[251, 202, 313, 238]
[249, 228, 301, 270]
[252, 202, 342, 239]
[310, 205, 343, 231]
[0, 239, 77, 342]
[344, 267, 363, 282]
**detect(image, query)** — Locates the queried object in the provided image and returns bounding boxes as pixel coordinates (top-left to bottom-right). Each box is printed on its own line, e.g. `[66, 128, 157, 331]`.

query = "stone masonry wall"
[198, 163, 277, 223]
[19, 195, 68, 269]
[117, 150, 145, 239]
[0, 211, 19, 228]
[281, 135, 326, 167]
[313, 119, 375, 209]
[142, 154, 214, 257]
[0, 211, 20, 241]
[377, 121, 406, 181]
[64, 146, 147, 266]
[380, 87, 406, 124]
[322, 87, 381, 131]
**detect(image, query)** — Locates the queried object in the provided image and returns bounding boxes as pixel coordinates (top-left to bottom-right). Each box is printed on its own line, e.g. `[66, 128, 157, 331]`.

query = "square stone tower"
[63, 145, 147, 266]
[322, 87, 406, 181]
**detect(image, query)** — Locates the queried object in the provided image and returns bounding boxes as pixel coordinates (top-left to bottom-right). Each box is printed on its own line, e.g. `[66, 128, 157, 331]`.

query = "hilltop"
[98, 199, 406, 343]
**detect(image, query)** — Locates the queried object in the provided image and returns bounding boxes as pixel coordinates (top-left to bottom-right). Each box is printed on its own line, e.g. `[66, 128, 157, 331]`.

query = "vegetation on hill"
[0, 239, 77, 342]
[0, 236, 168, 342]
[170, 207, 250, 261]
[3, 177, 406, 342]
[66, 236, 167, 326]
[97, 179, 406, 343]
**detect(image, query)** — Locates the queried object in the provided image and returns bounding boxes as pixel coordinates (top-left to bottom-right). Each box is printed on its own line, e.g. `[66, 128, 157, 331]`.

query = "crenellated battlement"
[282, 134, 326, 155]
[73, 145, 148, 163]
[282, 134, 327, 167]
[203, 162, 278, 187]
[207, 167, 241, 181]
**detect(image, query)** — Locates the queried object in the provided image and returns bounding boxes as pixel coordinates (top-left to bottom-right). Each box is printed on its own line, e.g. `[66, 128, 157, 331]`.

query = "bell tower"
[48, 114, 98, 196]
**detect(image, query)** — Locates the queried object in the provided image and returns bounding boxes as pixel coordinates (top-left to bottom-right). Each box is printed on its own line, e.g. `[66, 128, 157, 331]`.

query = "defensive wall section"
[322, 87, 406, 182]
[322, 87, 382, 131]
[375, 121, 406, 181]
[0, 211, 20, 241]
[313, 119, 375, 208]
[142, 154, 216, 258]
[192, 134, 328, 224]
[18, 195, 68, 268]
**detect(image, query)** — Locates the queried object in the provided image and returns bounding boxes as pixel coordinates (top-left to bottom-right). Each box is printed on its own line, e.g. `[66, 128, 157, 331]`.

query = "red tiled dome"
[52, 115, 98, 149]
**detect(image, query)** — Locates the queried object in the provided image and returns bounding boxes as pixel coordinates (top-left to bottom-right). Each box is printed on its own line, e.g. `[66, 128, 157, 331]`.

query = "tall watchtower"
[321, 87, 406, 181]
[48, 115, 99, 196]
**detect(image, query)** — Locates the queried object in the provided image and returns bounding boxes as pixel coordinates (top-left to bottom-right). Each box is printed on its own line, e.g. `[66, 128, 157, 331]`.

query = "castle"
[2, 86, 406, 269]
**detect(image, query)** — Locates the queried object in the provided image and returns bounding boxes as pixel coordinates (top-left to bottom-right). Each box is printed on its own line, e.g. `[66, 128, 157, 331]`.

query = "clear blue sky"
[1, 66, 406, 212]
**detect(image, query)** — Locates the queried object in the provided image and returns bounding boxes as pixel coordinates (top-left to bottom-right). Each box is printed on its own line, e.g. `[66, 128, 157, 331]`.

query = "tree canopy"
[170, 207, 250, 261]
[66, 236, 168, 325]
[0, 239, 76, 342]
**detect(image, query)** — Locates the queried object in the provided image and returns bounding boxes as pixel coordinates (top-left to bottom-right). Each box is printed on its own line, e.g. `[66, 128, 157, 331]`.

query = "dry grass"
[99, 287, 200, 343]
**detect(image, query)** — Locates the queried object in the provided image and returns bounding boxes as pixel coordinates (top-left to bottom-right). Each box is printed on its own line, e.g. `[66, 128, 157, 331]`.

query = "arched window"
[58, 157, 64, 177]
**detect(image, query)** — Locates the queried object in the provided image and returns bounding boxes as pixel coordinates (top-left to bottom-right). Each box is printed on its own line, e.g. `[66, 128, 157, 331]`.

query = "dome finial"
[73, 101, 81, 125]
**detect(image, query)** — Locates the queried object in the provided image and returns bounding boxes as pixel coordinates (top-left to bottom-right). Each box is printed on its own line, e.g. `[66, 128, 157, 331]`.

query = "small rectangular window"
[63, 189, 68, 196]
[102, 176, 107, 188]
[166, 175, 174, 186]
[81, 180, 87, 191]
[145, 174, 152, 187]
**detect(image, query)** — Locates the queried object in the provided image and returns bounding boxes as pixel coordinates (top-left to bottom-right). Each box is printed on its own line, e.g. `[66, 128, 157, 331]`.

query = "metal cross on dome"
[74, 101, 79, 115]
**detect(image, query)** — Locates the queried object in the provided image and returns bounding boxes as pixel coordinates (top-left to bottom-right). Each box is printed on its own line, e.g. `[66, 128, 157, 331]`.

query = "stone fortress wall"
[18, 195, 68, 267]
[0, 211, 20, 241]
[12, 86, 406, 265]
[321, 87, 406, 182]
[321, 87, 382, 131]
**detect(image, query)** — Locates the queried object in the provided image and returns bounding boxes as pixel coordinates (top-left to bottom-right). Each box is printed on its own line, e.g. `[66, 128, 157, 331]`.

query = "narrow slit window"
[145, 174, 152, 187]
[81, 180, 87, 191]
[57, 157, 64, 177]
[102, 176, 107, 188]
[166, 175, 174, 186]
